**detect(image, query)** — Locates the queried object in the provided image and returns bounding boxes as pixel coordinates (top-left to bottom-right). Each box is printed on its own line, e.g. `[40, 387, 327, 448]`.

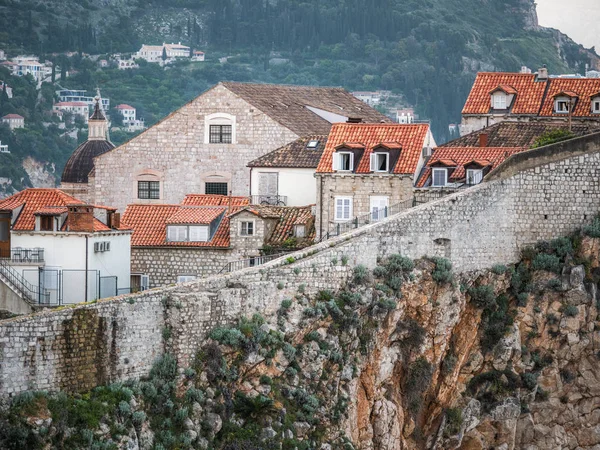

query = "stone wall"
[92, 84, 299, 213]
[315, 173, 414, 238]
[229, 211, 267, 260]
[1, 132, 600, 396]
[131, 247, 233, 288]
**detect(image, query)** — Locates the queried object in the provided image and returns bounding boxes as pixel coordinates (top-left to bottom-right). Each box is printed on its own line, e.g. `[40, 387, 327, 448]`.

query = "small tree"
[161, 46, 168, 62]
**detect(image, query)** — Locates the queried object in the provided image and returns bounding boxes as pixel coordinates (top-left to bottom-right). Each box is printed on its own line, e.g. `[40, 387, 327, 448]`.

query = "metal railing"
[250, 195, 288, 206]
[0, 258, 50, 304]
[219, 252, 291, 274]
[9, 248, 45, 263]
[319, 197, 415, 241]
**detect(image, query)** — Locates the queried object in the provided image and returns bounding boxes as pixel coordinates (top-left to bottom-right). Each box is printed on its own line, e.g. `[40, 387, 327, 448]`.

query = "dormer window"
[40, 216, 53, 231]
[466, 169, 483, 185]
[555, 98, 570, 114]
[370, 152, 389, 172]
[432, 168, 448, 187]
[592, 98, 600, 114]
[333, 151, 353, 171]
[167, 225, 209, 242]
[294, 224, 306, 238]
[492, 93, 507, 110]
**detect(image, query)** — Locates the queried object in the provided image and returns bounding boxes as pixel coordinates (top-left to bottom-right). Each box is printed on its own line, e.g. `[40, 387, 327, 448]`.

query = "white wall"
[87, 233, 131, 296]
[251, 168, 317, 206]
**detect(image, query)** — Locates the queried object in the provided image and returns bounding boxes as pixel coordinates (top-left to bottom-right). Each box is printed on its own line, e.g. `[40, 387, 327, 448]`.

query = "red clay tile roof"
[34, 206, 69, 215]
[417, 147, 524, 187]
[248, 135, 327, 168]
[55, 102, 88, 107]
[540, 78, 600, 117]
[122, 204, 230, 248]
[2, 114, 24, 119]
[166, 207, 227, 225]
[115, 104, 135, 109]
[0, 189, 85, 231]
[489, 84, 518, 95]
[462, 73, 546, 115]
[316, 123, 430, 175]
[231, 205, 315, 247]
[182, 194, 250, 207]
[93, 218, 111, 232]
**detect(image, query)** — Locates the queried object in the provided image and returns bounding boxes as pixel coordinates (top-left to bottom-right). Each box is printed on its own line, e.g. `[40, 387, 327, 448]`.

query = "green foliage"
[444, 408, 463, 437]
[530, 129, 575, 149]
[285, 256, 295, 264]
[521, 372, 538, 390]
[280, 299, 292, 310]
[396, 318, 426, 356]
[491, 264, 507, 275]
[405, 357, 433, 416]
[547, 278, 562, 291]
[479, 294, 514, 352]
[562, 304, 579, 317]
[467, 285, 495, 308]
[341, 255, 349, 266]
[277, 281, 285, 290]
[532, 253, 562, 274]
[467, 369, 520, 409]
[431, 258, 453, 284]
[584, 215, 600, 238]
[352, 264, 370, 285]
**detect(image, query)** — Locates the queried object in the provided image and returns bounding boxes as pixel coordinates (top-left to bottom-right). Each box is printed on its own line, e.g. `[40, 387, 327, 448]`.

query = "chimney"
[108, 212, 121, 229]
[67, 205, 94, 232]
[537, 65, 548, 81]
[479, 133, 488, 148]
[346, 117, 363, 124]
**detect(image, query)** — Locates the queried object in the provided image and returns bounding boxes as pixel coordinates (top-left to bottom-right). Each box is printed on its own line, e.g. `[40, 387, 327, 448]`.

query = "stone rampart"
[1, 133, 599, 396]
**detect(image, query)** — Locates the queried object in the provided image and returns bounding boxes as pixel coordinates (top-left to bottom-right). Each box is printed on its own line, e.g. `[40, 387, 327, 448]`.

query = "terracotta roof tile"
[182, 194, 250, 207]
[34, 206, 68, 215]
[462, 73, 546, 115]
[316, 123, 430, 175]
[417, 147, 524, 187]
[166, 207, 227, 225]
[540, 78, 600, 117]
[222, 82, 392, 136]
[122, 204, 230, 247]
[2, 114, 24, 119]
[247, 135, 327, 168]
[442, 122, 600, 148]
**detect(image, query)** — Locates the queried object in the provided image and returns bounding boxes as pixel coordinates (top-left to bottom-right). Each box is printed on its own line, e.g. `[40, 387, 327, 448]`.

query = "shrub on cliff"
[583, 215, 600, 238]
[532, 253, 562, 274]
[431, 257, 453, 284]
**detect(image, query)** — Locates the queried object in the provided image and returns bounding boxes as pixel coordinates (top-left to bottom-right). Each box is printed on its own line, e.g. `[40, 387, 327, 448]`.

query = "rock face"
[3, 236, 600, 449]
[22, 157, 56, 188]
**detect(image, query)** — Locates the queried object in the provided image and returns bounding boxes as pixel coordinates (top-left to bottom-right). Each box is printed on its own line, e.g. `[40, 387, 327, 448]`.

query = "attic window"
[593, 99, 600, 114]
[332, 152, 353, 171]
[294, 224, 306, 238]
[306, 140, 320, 149]
[555, 98, 571, 114]
[40, 216, 53, 231]
[492, 93, 507, 110]
[167, 225, 209, 242]
[432, 168, 447, 187]
[466, 169, 483, 185]
[370, 153, 389, 172]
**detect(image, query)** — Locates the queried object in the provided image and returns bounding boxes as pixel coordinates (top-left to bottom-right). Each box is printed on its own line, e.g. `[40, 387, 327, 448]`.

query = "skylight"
[307, 140, 320, 149]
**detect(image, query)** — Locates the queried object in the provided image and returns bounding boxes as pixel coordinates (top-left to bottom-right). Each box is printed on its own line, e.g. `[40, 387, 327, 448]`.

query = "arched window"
[134, 169, 164, 201]
[204, 113, 236, 144]
[202, 171, 232, 196]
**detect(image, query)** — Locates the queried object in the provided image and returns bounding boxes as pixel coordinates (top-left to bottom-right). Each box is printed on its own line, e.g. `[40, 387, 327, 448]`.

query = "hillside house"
[248, 135, 327, 206]
[0, 50, 5, 61]
[0, 189, 131, 305]
[88, 81, 390, 213]
[191, 51, 205, 62]
[136, 43, 190, 65]
[315, 123, 436, 239]
[461, 68, 600, 136]
[0, 140, 8, 153]
[1, 114, 24, 130]
[53, 102, 89, 123]
[57, 89, 110, 110]
[115, 104, 145, 132]
[0, 81, 13, 98]
[118, 59, 139, 70]
[122, 194, 315, 288]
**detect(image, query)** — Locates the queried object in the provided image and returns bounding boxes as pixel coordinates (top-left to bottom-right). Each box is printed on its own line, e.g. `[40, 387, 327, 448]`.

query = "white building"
[248, 135, 326, 206]
[0, 141, 8, 153]
[1, 114, 25, 130]
[191, 50, 205, 62]
[118, 59, 139, 70]
[57, 89, 110, 110]
[53, 102, 89, 122]
[115, 104, 146, 132]
[136, 42, 191, 65]
[396, 108, 415, 124]
[0, 50, 5, 61]
[0, 80, 12, 98]
[0, 189, 132, 305]
[11, 56, 52, 84]
[351, 91, 382, 106]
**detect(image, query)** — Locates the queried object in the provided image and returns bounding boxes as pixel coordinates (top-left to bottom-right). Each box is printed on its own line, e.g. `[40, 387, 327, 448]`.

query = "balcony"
[3, 248, 45, 263]
[250, 195, 288, 206]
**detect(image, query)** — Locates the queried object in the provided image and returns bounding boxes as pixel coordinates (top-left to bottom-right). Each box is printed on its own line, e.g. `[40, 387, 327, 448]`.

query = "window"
[333, 152, 353, 171]
[188, 226, 209, 242]
[466, 169, 483, 185]
[593, 99, 600, 113]
[138, 181, 160, 199]
[131, 274, 149, 292]
[335, 197, 352, 221]
[370, 153, 389, 172]
[555, 98, 570, 113]
[209, 124, 232, 143]
[294, 224, 306, 238]
[492, 94, 506, 109]
[306, 140, 320, 149]
[177, 275, 196, 283]
[432, 168, 448, 187]
[240, 221, 254, 236]
[40, 215, 53, 231]
[167, 225, 188, 242]
[205, 182, 228, 196]
[370, 196, 389, 221]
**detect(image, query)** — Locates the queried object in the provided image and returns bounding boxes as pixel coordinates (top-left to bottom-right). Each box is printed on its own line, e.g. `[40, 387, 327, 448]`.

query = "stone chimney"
[537, 65, 548, 81]
[479, 133, 488, 148]
[67, 205, 94, 232]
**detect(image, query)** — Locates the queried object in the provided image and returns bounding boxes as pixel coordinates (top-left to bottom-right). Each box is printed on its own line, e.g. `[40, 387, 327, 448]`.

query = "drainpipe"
[85, 235, 89, 303]
[319, 174, 324, 239]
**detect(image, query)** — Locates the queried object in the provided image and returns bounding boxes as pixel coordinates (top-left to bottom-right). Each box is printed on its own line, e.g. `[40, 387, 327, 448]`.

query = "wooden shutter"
[332, 152, 340, 171]
[370, 153, 376, 172]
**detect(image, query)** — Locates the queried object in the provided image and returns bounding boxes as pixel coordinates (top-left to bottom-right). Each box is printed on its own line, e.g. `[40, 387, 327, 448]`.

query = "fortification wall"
[1, 133, 599, 396]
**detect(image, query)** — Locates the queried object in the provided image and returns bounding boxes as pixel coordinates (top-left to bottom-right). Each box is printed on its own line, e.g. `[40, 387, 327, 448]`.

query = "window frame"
[333, 151, 354, 172]
[466, 169, 483, 185]
[40, 215, 54, 231]
[240, 220, 255, 237]
[370, 152, 389, 172]
[204, 113, 236, 144]
[209, 124, 233, 144]
[334, 196, 353, 222]
[432, 168, 448, 187]
[177, 275, 197, 283]
[137, 180, 160, 200]
[205, 182, 229, 196]
[555, 98, 570, 114]
[592, 99, 600, 114]
[294, 224, 306, 238]
[492, 93, 507, 110]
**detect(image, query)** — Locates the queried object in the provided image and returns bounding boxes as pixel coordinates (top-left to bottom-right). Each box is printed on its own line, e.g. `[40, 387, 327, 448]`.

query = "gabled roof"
[540, 78, 600, 117]
[248, 135, 328, 169]
[221, 82, 391, 136]
[416, 147, 524, 187]
[463, 73, 546, 115]
[165, 207, 225, 225]
[2, 114, 24, 119]
[115, 104, 135, 110]
[182, 194, 250, 207]
[489, 84, 518, 95]
[442, 122, 600, 148]
[122, 204, 232, 248]
[316, 123, 431, 175]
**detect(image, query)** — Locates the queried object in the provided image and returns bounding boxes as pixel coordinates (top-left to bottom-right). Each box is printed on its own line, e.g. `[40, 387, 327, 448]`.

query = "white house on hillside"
[0, 189, 132, 305]
[115, 104, 146, 131]
[53, 102, 89, 123]
[1, 114, 25, 130]
[136, 43, 190, 65]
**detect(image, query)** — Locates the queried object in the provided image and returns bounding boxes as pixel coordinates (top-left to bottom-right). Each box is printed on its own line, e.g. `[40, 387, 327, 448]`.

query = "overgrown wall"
[1, 133, 599, 396]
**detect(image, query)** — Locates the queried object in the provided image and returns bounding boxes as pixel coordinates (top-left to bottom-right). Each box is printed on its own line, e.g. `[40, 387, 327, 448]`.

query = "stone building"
[248, 135, 327, 206]
[1, 114, 24, 130]
[60, 99, 114, 203]
[314, 123, 435, 239]
[460, 68, 600, 136]
[122, 194, 315, 288]
[89, 82, 390, 213]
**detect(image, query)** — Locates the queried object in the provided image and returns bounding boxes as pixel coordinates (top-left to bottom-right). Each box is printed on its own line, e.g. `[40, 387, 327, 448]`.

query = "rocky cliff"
[2, 226, 600, 449]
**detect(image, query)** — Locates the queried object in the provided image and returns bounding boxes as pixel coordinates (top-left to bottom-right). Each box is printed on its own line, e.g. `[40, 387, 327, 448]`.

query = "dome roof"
[61, 139, 115, 184]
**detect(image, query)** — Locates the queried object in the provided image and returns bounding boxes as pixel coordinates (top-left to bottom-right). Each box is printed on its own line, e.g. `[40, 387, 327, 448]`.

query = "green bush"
[491, 264, 507, 275]
[584, 215, 600, 238]
[562, 304, 578, 317]
[280, 299, 292, 309]
[185, 387, 204, 404]
[521, 372, 538, 390]
[532, 253, 561, 273]
[468, 285, 496, 308]
[517, 292, 529, 307]
[444, 408, 463, 436]
[405, 357, 433, 416]
[530, 129, 575, 149]
[353, 264, 370, 285]
[277, 281, 285, 290]
[547, 278, 562, 291]
[396, 318, 426, 356]
[341, 255, 349, 266]
[259, 375, 273, 385]
[431, 257, 453, 284]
